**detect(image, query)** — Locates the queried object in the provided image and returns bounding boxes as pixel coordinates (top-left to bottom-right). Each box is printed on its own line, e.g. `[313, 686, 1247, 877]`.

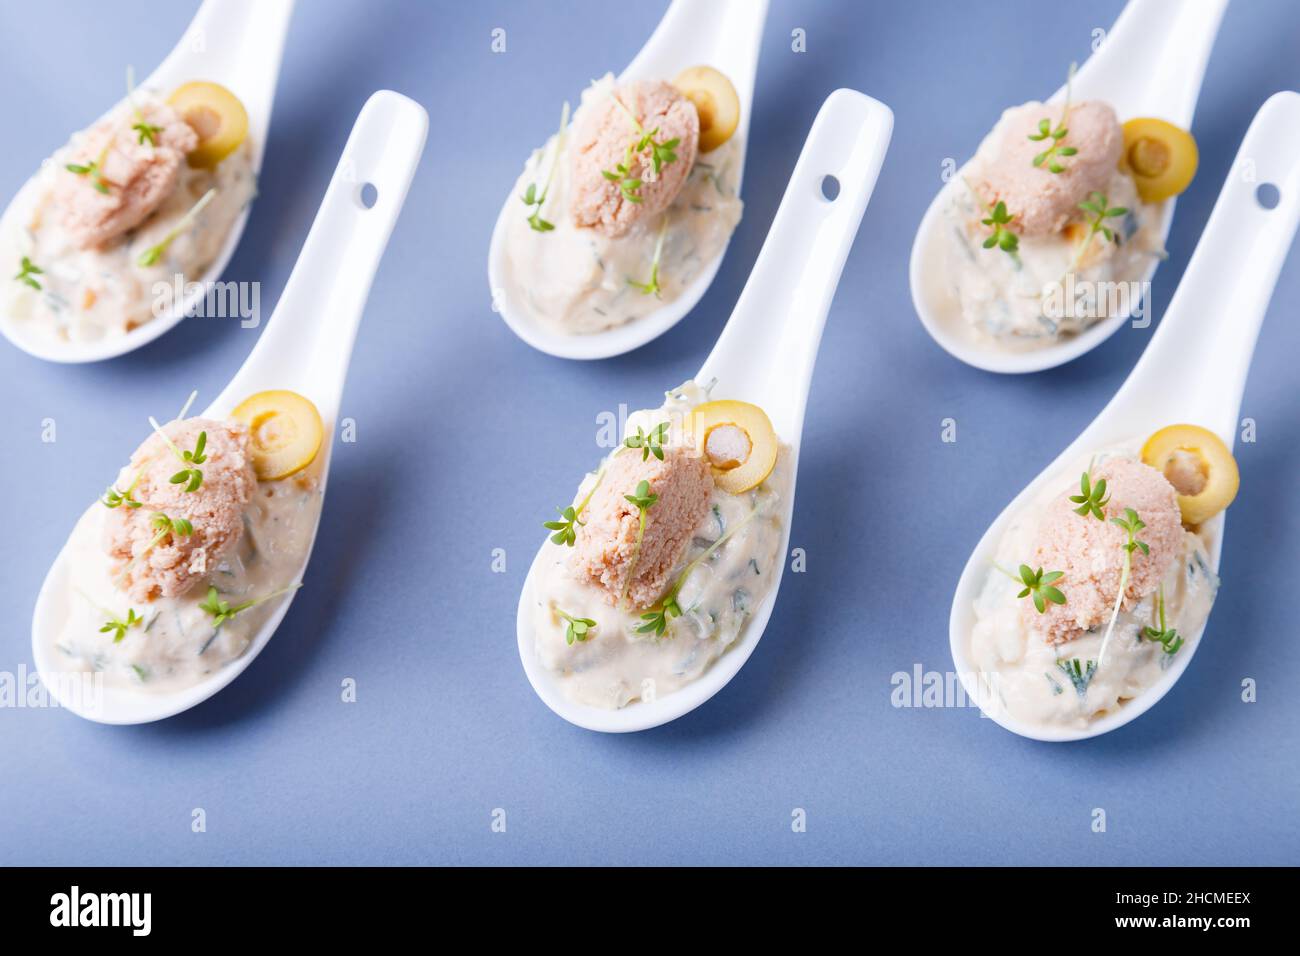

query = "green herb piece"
[200, 583, 301, 629]
[636, 503, 763, 636]
[1056, 657, 1097, 698]
[601, 90, 681, 203]
[137, 187, 216, 267]
[963, 177, 1020, 259]
[99, 608, 144, 643]
[636, 594, 682, 637]
[1096, 508, 1149, 667]
[999, 563, 1066, 614]
[556, 609, 597, 646]
[521, 102, 570, 232]
[1111, 507, 1149, 557]
[132, 119, 162, 146]
[149, 511, 194, 540]
[628, 217, 668, 297]
[1068, 191, 1129, 271]
[618, 479, 659, 607]
[624, 421, 670, 462]
[1069, 470, 1110, 521]
[1028, 63, 1078, 173]
[65, 146, 113, 195]
[166, 428, 207, 492]
[14, 256, 43, 291]
[543, 466, 609, 547]
[1143, 586, 1184, 656]
[102, 471, 143, 509]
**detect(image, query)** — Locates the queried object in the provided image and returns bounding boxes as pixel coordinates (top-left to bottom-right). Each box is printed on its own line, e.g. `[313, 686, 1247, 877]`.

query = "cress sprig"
[636, 504, 762, 637]
[998, 563, 1067, 615]
[1143, 586, 1184, 656]
[624, 421, 670, 462]
[1028, 62, 1078, 174]
[555, 609, 597, 646]
[1068, 191, 1129, 271]
[102, 471, 144, 509]
[147, 420, 208, 493]
[14, 256, 43, 291]
[1069, 469, 1110, 521]
[125, 65, 162, 147]
[200, 583, 302, 629]
[1097, 507, 1149, 667]
[521, 101, 570, 232]
[99, 608, 144, 644]
[629, 217, 669, 297]
[618, 479, 659, 608]
[601, 91, 681, 204]
[66, 146, 112, 195]
[963, 177, 1019, 260]
[137, 188, 217, 268]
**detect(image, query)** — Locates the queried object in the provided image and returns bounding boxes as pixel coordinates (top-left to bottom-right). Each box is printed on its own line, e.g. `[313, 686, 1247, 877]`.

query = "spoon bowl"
[0, 0, 295, 364]
[487, 0, 768, 360]
[950, 91, 1300, 740]
[910, 0, 1228, 374]
[517, 89, 894, 731]
[31, 90, 429, 724]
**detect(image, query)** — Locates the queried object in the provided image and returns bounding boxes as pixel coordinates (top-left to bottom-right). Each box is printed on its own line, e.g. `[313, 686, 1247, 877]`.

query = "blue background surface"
[1, 0, 1297, 866]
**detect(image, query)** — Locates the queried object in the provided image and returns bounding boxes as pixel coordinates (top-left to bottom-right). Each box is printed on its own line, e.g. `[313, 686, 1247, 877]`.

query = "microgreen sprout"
[148, 417, 206, 492]
[125, 65, 162, 147]
[1069, 470, 1110, 521]
[137, 187, 216, 268]
[963, 177, 1019, 259]
[66, 146, 112, 195]
[997, 563, 1067, 614]
[200, 583, 302, 629]
[618, 479, 659, 607]
[624, 421, 670, 462]
[1143, 586, 1184, 656]
[14, 256, 43, 291]
[1055, 657, 1097, 698]
[1028, 62, 1077, 173]
[628, 216, 668, 297]
[544, 466, 609, 547]
[601, 90, 681, 203]
[102, 471, 143, 509]
[521, 101, 570, 232]
[555, 608, 597, 646]
[1068, 191, 1129, 271]
[1097, 507, 1149, 667]
[636, 504, 762, 637]
[99, 608, 144, 644]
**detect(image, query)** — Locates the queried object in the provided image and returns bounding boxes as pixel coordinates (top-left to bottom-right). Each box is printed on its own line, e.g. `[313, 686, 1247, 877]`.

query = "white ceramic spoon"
[950, 91, 1300, 742]
[31, 91, 428, 724]
[0, 0, 295, 364]
[487, 0, 768, 360]
[517, 90, 894, 732]
[910, 0, 1228, 374]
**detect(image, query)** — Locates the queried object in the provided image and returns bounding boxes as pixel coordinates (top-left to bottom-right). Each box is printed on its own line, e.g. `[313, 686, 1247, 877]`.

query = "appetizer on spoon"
[518, 89, 894, 731]
[950, 91, 1300, 741]
[32, 91, 429, 724]
[488, 0, 768, 359]
[0, 0, 294, 363]
[910, 0, 1228, 373]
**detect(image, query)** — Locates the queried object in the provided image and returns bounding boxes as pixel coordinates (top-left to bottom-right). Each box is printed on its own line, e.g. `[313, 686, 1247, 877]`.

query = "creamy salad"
[970, 443, 1219, 731]
[502, 71, 743, 335]
[531, 382, 787, 709]
[2, 84, 255, 349]
[46, 390, 325, 693]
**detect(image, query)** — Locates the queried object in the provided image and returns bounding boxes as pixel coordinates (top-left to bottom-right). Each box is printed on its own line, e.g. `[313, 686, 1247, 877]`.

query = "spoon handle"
[1121, 91, 1300, 443]
[697, 90, 892, 438]
[1059, 0, 1228, 127]
[212, 91, 428, 422]
[149, 0, 295, 142]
